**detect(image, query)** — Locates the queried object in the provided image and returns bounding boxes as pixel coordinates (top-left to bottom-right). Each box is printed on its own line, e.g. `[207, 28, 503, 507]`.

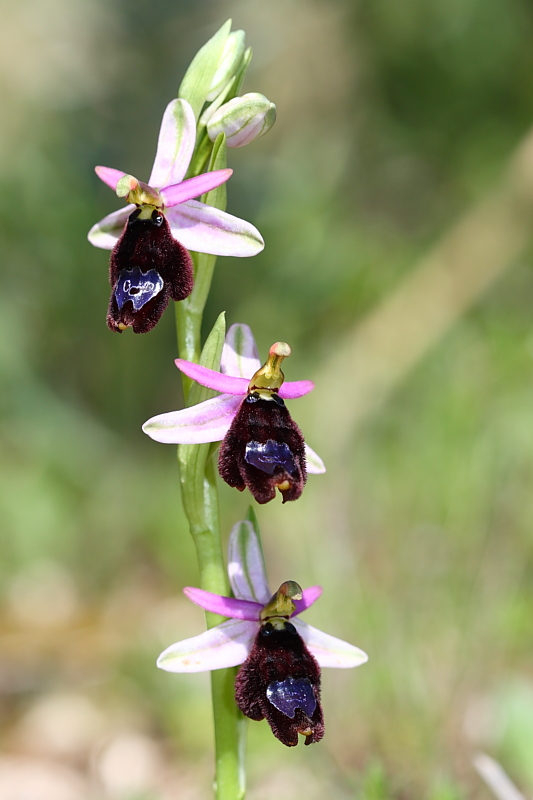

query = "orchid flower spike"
[88, 98, 264, 333]
[157, 518, 368, 747]
[143, 323, 326, 504]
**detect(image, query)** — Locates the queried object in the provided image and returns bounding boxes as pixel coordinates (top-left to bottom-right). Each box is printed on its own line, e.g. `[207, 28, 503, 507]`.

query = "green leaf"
[245, 505, 260, 535]
[179, 20, 232, 120]
[186, 311, 226, 408]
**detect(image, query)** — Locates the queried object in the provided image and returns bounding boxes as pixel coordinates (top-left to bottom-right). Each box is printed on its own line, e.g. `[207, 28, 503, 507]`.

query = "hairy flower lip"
[105, 212, 194, 334]
[88, 98, 264, 258]
[156, 519, 368, 673]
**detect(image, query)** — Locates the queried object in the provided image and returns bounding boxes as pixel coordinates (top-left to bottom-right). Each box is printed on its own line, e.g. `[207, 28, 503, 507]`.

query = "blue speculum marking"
[115, 266, 164, 311]
[245, 440, 296, 474]
[266, 677, 317, 719]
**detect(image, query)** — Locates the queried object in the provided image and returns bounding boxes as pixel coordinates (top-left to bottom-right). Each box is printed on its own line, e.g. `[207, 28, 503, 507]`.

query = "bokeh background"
[2, 0, 533, 797]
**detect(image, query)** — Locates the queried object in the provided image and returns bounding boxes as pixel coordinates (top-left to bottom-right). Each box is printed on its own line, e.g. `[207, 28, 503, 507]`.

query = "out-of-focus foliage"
[2, 0, 533, 798]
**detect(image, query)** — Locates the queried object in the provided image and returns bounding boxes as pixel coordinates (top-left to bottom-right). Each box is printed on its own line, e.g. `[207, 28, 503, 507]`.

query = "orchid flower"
[158, 519, 368, 746]
[143, 323, 326, 503]
[88, 98, 264, 333]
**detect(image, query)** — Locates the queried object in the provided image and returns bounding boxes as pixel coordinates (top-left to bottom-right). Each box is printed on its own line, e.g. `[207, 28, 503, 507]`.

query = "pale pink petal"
[166, 200, 264, 257]
[305, 444, 326, 474]
[278, 380, 315, 399]
[293, 586, 323, 616]
[142, 394, 240, 444]
[228, 520, 271, 604]
[184, 587, 261, 621]
[293, 619, 368, 669]
[160, 169, 233, 207]
[95, 166, 127, 191]
[87, 205, 133, 250]
[157, 619, 255, 673]
[175, 359, 248, 395]
[149, 98, 196, 188]
[221, 323, 261, 378]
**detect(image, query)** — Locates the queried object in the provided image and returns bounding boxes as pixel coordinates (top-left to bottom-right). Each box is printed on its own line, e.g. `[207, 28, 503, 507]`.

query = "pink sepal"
[157, 619, 255, 673]
[293, 619, 369, 669]
[148, 98, 196, 188]
[183, 587, 262, 621]
[221, 323, 261, 378]
[293, 586, 323, 615]
[95, 166, 127, 191]
[142, 393, 241, 444]
[304, 444, 326, 474]
[160, 169, 233, 207]
[228, 519, 271, 604]
[165, 201, 264, 257]
[87, 205, 133, 250]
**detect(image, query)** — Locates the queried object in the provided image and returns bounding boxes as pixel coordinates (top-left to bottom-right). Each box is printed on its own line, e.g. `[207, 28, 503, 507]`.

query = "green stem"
[175, 250, 218, 366]
[177, 447, 245, 799]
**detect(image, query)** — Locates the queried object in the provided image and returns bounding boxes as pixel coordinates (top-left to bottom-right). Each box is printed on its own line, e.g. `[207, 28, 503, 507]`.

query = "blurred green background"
[2, 0, 533, 797]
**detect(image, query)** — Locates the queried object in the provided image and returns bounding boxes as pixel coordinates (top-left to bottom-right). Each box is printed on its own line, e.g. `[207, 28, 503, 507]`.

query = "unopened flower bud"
[207, 93, 276, 148]
[206, 30, 246, 101]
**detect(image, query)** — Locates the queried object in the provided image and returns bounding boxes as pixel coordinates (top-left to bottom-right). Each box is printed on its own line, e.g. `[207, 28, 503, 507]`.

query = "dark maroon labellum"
[218, 393, 307, 504]
[235, 620, 324, 747]
[106, 207, 193, 333]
